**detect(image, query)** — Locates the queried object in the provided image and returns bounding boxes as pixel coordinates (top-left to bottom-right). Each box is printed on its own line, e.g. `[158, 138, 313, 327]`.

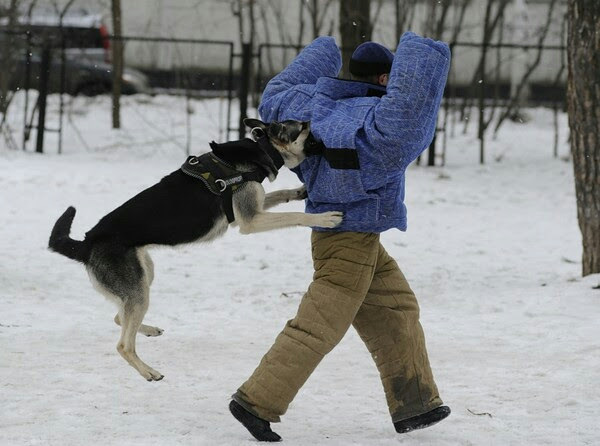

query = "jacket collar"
[314, 77, 386, 100]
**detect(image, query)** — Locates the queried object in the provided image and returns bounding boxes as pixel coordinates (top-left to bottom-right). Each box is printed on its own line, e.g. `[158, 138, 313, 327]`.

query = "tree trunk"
[339, 0, 371, 78]
[0, 0, 18, 116]
[567, 0, 600, 276]
[111, 0, 123, 129]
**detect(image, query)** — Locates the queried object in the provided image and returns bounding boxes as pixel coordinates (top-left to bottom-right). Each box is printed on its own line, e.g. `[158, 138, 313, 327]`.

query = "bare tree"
[305, 0, 336, 40]
[552, 10, 567, 159]
[339, 0, 372, 78]
[493, 0, 559, 135]
[442, 0, 471, 163]
[460, 0, 509, 133]
[472, 0, 510, 163]
[232, 0, 257, 136]
[0, 0, 19, 117]
[567, 0, 600, 276]
[423, 0, 451, 40]
[111, 0, 123, 129]
[394, 0, 416, 43]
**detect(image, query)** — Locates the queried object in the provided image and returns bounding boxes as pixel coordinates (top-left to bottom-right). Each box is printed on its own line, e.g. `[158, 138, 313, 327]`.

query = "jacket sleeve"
[258, 36, 342, 123]
[365, 32, 451, 168]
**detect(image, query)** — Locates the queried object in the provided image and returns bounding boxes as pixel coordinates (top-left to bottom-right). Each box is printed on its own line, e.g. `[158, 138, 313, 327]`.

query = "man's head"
[349, 41, 393, 86]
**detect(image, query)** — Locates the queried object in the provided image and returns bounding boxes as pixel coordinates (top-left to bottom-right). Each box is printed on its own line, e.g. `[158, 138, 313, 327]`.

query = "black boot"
[394, 406, 451, 434]
[229, 400, 282, 442]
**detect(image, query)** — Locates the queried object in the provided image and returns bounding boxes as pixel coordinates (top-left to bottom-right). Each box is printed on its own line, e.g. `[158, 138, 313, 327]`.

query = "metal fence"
[0, 29, 239, 154]
[1, 28, 568, 163]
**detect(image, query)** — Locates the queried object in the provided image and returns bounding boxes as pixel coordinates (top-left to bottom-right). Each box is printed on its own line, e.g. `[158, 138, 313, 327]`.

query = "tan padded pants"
[234, 231, 442, 423]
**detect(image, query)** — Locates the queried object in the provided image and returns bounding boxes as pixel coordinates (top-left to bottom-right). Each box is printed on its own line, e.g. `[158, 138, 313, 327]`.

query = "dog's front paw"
[313, 211, 343, 228]
[286, 186, 307, 202]
[294, 186, 307, 200]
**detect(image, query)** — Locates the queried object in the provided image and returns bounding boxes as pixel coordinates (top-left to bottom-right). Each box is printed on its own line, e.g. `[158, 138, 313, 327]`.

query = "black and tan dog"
[48, 119, 342, 381]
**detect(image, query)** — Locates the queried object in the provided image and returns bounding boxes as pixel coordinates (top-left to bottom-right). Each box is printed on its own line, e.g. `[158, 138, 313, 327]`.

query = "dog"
[48, 118, 342, 381]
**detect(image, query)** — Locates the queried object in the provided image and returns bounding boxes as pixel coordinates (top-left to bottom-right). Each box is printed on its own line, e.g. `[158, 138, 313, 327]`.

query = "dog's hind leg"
[114, 313, 163, 337]
[113, 248, 163, 337]
[88, 243, 163, 381]
[140, 248, 155, 286]
[116, 291, 164, 382]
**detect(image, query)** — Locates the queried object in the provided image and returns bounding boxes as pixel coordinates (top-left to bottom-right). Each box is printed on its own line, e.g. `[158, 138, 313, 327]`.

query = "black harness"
[180, 134, 284, 223]
[180, 128, 360, 224]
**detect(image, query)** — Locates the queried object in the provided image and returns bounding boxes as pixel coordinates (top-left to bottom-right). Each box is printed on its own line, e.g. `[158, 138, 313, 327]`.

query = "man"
[230, 32, 451, 442]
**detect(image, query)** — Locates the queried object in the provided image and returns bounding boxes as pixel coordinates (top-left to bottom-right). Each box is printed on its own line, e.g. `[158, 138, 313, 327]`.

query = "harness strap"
[220, 183, 235, 224]
[181, 153, 269, 224]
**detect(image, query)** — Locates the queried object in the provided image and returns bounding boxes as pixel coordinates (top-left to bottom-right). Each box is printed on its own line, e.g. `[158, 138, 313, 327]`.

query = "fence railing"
[1, 27, 568, 163]
[0, 29, 238, 153]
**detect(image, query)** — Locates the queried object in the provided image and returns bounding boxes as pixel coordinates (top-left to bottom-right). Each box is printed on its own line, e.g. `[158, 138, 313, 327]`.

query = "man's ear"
[377, 73, 389, 87]
[243, 118, 267, 130]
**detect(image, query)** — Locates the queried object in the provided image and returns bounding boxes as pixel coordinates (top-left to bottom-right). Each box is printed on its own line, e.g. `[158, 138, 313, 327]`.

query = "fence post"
[428, 133, 436, 166]
[478, 42, 488, 165]
[238, 42, 252, 139]
[35, 44, 51, 154]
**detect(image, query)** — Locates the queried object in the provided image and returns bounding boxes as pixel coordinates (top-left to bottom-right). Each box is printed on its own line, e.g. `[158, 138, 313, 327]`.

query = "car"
[0, 8, 150, 96]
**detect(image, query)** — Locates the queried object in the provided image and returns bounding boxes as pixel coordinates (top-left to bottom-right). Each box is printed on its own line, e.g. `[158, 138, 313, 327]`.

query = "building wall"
[35, 0, 568, 86]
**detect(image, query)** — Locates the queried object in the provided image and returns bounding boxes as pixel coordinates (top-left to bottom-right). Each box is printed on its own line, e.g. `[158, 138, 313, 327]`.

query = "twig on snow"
[467, 408, 493, 418]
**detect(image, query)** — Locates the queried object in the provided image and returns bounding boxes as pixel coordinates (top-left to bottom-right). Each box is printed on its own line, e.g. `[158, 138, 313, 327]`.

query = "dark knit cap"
[349, 41, 394, 77]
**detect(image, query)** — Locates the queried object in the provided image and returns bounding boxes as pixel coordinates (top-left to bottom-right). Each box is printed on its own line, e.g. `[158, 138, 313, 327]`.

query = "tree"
[567, 0, 600, 276]
[339, 0, 371, 78]
[111, 0, 123, 129]
[0, 0, 19, 117]
[305, 0, 336, 40]
[394, 0, 416, 43]
[493, 0, 559, 135]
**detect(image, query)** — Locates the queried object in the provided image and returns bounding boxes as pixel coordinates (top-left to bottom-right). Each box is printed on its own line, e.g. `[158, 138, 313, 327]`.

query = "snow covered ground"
[1, 95, 598, 445]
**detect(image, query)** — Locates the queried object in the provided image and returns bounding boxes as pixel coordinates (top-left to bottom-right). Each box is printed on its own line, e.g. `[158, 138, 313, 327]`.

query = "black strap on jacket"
[324, 148, 360, 169]
[301, 136, 360, 170]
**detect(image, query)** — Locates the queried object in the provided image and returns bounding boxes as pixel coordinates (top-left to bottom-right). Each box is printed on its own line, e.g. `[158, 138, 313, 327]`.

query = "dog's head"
[244, 118, 322, 169]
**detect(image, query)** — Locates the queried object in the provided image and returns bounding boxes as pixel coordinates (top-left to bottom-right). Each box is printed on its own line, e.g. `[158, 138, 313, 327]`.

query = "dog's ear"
[243, 118, 267, 131]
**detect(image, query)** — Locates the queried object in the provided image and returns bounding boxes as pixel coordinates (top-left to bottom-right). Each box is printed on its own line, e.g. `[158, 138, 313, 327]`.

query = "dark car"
[0, 9, 150, 95]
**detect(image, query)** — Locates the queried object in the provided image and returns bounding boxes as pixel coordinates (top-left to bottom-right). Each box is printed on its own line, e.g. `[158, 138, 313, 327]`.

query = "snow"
[1, 95, 598, 445]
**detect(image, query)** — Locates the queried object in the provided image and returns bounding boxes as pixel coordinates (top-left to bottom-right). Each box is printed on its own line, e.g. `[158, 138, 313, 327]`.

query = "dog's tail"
[48, 207, 90, 263]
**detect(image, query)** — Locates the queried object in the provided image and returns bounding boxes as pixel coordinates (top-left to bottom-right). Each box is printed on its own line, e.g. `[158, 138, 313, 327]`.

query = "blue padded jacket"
[259, 32, 451, 233]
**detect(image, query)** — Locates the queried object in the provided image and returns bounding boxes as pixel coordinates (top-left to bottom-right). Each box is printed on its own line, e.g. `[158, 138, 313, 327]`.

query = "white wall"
[31, 0, 568, 84]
